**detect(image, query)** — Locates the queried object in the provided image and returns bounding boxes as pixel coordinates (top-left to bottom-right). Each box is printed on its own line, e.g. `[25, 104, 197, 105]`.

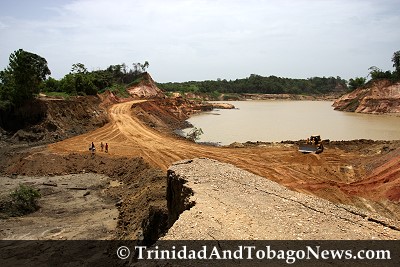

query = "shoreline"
[171, 91, 343, 101]
[239, 93, 340, 101]
[176, 99, 400, 145]
[1, 98, 399, 245]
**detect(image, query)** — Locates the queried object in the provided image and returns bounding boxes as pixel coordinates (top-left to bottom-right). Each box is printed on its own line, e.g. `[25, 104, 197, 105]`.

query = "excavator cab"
[299, 135, 324, 154]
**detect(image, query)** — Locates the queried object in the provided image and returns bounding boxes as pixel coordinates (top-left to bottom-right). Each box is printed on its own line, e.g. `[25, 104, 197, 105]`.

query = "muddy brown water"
[183, 101, 400, 145]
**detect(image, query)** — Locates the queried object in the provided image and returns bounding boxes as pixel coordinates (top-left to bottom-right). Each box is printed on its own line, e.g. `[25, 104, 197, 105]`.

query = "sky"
[0, 0, 399, 83]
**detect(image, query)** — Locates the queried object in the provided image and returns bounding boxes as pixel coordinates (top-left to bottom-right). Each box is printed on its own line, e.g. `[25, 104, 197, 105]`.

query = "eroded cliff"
[332, 80, 400, 114]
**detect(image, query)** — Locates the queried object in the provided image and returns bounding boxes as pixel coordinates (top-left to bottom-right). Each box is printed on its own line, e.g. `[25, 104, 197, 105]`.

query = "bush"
[348, 77, 366, 91]
[186, 127, 203, 141]
[43, 91, 71, 99]
[106, 84, 130, 98]
[9, 184, 41, 215]
[128, 76, 144, 87]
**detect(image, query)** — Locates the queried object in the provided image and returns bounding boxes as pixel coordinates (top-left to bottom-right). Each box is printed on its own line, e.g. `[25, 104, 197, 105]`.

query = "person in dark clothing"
[91, 142, 96, 154]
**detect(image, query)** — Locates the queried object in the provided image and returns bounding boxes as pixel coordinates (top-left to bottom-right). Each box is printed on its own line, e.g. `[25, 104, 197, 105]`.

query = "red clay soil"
[340, 148, 400, 202]
[47, 100, 400, 218]
[333, 80, 400, 113]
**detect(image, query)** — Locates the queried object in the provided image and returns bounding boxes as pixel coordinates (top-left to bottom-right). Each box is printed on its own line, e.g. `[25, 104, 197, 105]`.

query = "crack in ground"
[253, 182, 399, 235]
[336, 205, 400, 232]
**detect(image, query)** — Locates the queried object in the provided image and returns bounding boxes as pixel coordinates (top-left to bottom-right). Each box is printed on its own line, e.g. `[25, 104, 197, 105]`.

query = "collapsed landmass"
[333, 80, 400, 114]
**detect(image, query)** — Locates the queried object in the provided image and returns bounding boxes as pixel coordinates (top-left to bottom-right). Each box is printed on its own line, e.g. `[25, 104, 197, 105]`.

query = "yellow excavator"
[299, 135, 324, 154]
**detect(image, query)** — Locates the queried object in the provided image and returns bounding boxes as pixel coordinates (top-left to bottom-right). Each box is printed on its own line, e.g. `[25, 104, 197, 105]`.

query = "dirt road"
[49, 100, 397, 214]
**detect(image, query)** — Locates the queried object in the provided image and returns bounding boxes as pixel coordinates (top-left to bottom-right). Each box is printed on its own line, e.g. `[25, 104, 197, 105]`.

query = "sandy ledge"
[163, 158, 400, 240]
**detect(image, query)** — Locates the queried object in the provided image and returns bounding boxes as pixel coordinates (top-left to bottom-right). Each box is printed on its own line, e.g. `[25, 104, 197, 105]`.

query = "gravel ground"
[163, 158, 400, 240]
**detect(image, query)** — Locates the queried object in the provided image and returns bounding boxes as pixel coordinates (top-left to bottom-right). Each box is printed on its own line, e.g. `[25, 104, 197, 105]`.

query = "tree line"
[0, 48, 149, 109]
[44, 61, 149, 97]
[158, 75, 347, 95]
[159, 50, 400, 95]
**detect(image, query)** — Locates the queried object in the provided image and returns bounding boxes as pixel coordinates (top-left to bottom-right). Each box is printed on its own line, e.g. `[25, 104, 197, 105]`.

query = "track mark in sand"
[49, 101, 339, 177]
[48, 99, 382, 207]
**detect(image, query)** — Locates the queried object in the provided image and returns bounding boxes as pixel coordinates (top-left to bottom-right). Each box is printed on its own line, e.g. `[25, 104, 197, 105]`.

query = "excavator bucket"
[299, 135, 324, 154]
[298, 144, 319, 153]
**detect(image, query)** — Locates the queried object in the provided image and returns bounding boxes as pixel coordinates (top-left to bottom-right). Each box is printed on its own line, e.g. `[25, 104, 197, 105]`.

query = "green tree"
[10, 184, 41, 215]
[0, 68, 14, 108]
[80, 74, 97, 95]
[71, 63, 88, 74]
[143, 61, 149, 72]
[368, 66, 392, 80]
[59, 63, 98, 95]
[186, 127, 203, 141]
[348, 77, 366, 91]
[392, 50, 400, 77]
[0, 49, 50, 106]
[133, 61, 150, 74]
[59, 74, 77, 94]
[43, 77, 60, 92]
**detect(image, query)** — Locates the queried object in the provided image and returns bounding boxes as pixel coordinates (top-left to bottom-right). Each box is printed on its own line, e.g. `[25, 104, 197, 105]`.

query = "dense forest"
[158, 75, 348, 95]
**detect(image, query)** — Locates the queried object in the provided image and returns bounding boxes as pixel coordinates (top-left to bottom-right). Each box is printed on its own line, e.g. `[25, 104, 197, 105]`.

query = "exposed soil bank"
[131, 98, 234, 134]
[333, 80, 400, 115]
[127, 72, 165, 98]
[0, 150, 168, 243]
[0, 96, 109, 144]
[164, 158, 400, 240]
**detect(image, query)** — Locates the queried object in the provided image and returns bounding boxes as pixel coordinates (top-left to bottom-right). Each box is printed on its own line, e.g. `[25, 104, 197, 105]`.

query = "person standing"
[100, 142, 104, 152]
[105, 143, 108, 153]
[91, 142, 96, 155]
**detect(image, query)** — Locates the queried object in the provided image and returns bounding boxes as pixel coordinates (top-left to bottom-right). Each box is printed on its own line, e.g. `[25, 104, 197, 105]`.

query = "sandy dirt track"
[48, 100, 397, 212]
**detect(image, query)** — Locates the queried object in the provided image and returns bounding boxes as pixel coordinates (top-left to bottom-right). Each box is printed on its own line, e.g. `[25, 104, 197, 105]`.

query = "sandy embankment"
[164, 158, 400, 240]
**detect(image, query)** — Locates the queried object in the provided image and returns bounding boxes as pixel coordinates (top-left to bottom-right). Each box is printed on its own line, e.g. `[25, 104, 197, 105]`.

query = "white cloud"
[1, 0, 399, 81]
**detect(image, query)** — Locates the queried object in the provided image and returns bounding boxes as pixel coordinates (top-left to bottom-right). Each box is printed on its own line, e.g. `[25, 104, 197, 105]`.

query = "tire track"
[48, 99, 371, 204]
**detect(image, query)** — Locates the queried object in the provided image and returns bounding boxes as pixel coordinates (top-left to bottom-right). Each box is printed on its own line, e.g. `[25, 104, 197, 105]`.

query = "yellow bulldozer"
[299, 135, 324, 154]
